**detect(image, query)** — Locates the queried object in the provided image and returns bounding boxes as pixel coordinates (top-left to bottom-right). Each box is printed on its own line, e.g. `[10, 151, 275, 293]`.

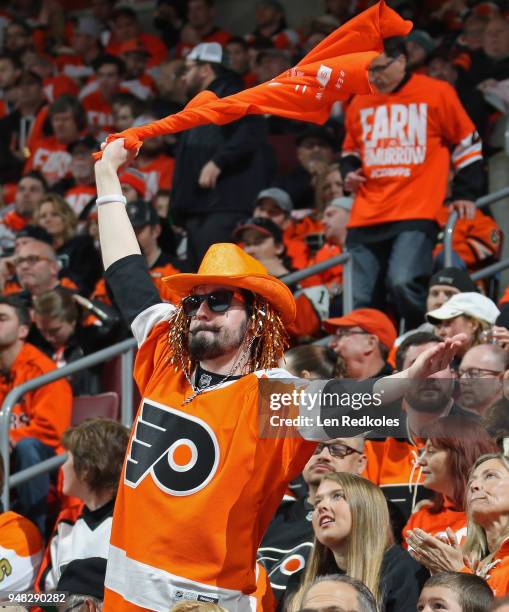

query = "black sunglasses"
[181, 290, 245, 317]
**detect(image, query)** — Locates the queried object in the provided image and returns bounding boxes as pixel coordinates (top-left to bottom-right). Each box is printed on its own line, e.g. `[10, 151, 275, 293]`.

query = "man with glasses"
[258, 436, 366, 600]
[341, 36, 484, 329]
[458, 343, 509, 417]
[94, 137, 465, 610]
[324, 308, 397, 379]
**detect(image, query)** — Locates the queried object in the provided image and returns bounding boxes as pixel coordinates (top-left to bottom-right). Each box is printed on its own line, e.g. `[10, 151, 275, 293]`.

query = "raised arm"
[94, 138, 141, 270]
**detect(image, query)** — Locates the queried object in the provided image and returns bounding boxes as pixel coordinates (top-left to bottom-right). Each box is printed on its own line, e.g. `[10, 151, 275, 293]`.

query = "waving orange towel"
[93, 1, 411, 159]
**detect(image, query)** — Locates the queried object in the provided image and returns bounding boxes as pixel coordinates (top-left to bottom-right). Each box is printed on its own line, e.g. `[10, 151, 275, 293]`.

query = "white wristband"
[96, 194, 127, 206]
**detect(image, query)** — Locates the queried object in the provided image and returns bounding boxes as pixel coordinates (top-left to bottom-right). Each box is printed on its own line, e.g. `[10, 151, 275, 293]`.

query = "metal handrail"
[471, 257, 509, 282]
[0, 337, 137, 510]
[444, 186, 509, 267]
[281, 252, 353, 314]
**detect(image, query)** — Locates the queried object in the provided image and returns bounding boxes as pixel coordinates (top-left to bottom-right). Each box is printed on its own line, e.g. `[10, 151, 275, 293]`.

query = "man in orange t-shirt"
[0, 296, 72, 532]
[341, 37, 484, 328]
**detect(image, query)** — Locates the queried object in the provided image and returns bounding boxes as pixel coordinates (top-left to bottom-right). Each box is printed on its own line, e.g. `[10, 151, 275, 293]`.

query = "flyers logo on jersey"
[125, 398, 220, 496]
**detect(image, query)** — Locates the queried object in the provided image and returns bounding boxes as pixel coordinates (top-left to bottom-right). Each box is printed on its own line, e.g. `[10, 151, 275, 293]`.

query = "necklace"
[180, 334, 257, 406]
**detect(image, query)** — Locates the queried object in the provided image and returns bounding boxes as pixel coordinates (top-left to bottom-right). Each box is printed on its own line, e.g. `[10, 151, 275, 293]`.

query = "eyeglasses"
[13, 255, 53, 267]
[181, 290, 246, 317]
[313, 442, 362, 458]
[334, 329, 370, 339]
[368, 57, 397, 75]
[458, 367, 504, 379]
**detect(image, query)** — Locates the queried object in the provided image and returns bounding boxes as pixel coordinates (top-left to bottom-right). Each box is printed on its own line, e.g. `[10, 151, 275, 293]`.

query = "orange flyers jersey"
[175, 29, 231, 59]
[137, 155, 175, 200]
[24, 136, 72, 185]
[3, 343, 73, 448]
[403, 501, 467, 545]
[0, 511, 43, 591]
[103, 304, 316, 611]
[434, 206, 502, 270]
[301, 242, 343, 288]
[43, 75, 79, 102]
[81, 91, 115, 137]
[462, 539, 509, 597]
[65, 185, 96, 217]
[107, 34, 168, 68]
[343, 74, 482, 227]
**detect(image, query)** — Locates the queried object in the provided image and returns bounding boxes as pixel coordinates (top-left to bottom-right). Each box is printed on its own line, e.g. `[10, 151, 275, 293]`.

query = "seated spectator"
[132, 113, 175, 200]
[225, 36, 257, 88]
[365, 332, 477, 534]
[36, 418, 129, 592]
[417, 572, 494, 612]
[301, 197, 352, 301]
[316, 162, 344, 211]
[0, 70, 47, 185]
[301, 14, 340, 55]
[246, 0, 299, 52]
[284, 473, 426, 611]
[0, 171, 47, 256]
[80, 55, 126, 140]
[119, 39, 158, 100]
[276, 126, 337, 210]
[298, 574, 377, 612]
[111, 92, 144, 132]
[253, 47, 292, 85]
[0, 54, 22, 117]
[24, 53, 79, 104]
[404, 417, 496, 546]
[233, 216, 323, 341]
[119, 167, 146, 202]
[324, 308, 397, 379]
[175, 0, 231, 59]
[106, 6, 168, 67]
[0, 456, 43, 591]
[427, 293, 501, 361]
[406, 453, 509, 597]
[56, 558, 105, 612]
[54, 16, 102, 83]
[458, 344, 509, 417]
[152, 0, 186, 51]
[4, 19, 33, 57]
[253, 187, 313, 270]
[24, 95, 87, 186]
[283, 344, 338, 379]
[53, 135, 98, 217]
[32, 288, 121, 395]
[0, 296, 72, 532]
[34, 193, 102, 295]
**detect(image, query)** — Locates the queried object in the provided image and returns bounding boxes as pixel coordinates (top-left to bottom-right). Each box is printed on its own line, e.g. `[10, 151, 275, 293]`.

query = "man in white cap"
[427, 292, 500, 360]
[172, 41, 270, 271]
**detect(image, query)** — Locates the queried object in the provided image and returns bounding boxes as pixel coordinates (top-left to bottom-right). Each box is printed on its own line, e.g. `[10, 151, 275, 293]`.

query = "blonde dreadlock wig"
[166, 292, 290, 378]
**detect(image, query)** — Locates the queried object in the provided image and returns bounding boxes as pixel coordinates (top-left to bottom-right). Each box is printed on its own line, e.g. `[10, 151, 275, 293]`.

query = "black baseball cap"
[296, 126, 337, 150]
[126, 199, 159, 229]
[15, 224, 53, 246]
[233, 216, 283, 243]
[429, 267, 479, 293]
[68, 134, 99, 154]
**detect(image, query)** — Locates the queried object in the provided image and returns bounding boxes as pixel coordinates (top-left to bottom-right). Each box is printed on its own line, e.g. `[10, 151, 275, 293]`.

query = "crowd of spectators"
[0, 0, 508, 610]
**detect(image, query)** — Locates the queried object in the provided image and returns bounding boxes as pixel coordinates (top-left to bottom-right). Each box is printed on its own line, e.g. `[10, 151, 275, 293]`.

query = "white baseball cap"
[426, 292, 500, 325]
[188, 42, 223, 64]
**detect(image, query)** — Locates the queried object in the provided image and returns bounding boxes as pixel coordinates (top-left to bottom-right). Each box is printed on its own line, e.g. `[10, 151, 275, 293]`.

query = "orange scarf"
[93, 1, 411, 159]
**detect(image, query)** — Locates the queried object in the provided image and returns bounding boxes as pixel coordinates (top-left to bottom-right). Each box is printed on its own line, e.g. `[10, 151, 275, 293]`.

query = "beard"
[405, 379, 453, 413]
[188, 319, 248, 361]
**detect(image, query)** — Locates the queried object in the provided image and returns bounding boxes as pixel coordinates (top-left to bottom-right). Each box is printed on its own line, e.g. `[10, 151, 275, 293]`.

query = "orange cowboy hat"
[163, 243, 296, 325]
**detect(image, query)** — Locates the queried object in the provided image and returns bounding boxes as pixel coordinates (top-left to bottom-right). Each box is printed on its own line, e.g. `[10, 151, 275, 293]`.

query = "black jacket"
[57, 235, 102, 296]
[171, 72, 271, 219]
[282, 544, 427, 612]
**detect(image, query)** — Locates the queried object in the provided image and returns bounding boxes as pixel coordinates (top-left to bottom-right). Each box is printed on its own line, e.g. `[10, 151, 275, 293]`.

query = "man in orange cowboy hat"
[94, 138, 465, 611]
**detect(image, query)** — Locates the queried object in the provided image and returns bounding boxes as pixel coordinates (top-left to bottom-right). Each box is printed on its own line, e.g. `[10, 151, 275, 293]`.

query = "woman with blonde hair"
[285, 472, 426, 611]
[407, 452, 509, 597]
[34, 192, 101, 295]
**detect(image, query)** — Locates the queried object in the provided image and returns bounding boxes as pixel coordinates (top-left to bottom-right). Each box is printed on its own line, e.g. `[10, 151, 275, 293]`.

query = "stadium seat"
[71, 392, 120, 425]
